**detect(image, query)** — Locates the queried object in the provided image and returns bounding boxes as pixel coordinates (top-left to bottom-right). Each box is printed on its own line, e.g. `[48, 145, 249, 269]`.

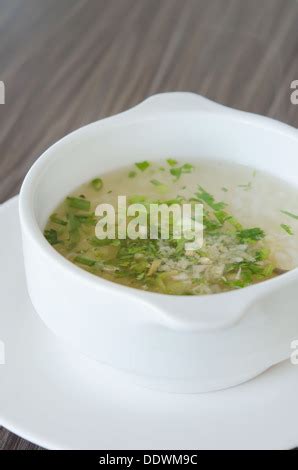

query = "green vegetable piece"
[256, 247, 270, 261]
[68, 213, 80, 232]
[262, 264, 274, 277]
[281, 210, 298, 220]
[151, 179, 162, 186]
[166, 158, 178, 167]
[88, 237, 113, 247]
[67, 197, 91, 211]
[50, 214, 67, 226]
[128, 195, 147, 204]
[74, 256, 96, 267]
[135, 161, 150, 171]
[128, 171, 137, 178]
[281, 224, 294, 235]
[196, 186, 227, 211]
[170, 163, 194, 181]
[214, 210, 231, 224]
[224, 279, 249, 289]
[67, 213, 81, 248]
[237, 227, 265, 242]
[150, 179, 168, 193]
[91, 178, 103, 191]
[44, 229, 59, 245]
[170, 168, 182, 180]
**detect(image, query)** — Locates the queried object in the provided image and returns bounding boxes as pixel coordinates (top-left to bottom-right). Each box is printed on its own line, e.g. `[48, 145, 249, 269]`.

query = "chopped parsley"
[170, 163, 194, 180]
[237, 227, 265, 242]
[166, 158, 178, 167]
[196, 186, 227, 211]
[135, 161, 150, 171]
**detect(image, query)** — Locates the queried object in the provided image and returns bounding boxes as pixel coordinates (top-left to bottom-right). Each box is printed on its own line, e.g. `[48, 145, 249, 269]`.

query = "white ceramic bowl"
[19, 93, 298, 393]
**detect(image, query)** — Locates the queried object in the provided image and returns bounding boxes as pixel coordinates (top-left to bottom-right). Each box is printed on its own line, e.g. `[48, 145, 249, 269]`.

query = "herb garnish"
[281, 224, 294, 235]
[237, 228, 265, 242]
[67, 197, 91, 211]
[135, 161, 150, 171]
[44, 229, 59, 245]
[166, 158, 178, 167]
[91, 178, 103, 191]
[281, 210, 298, 220]
[170, 163, 194, 180]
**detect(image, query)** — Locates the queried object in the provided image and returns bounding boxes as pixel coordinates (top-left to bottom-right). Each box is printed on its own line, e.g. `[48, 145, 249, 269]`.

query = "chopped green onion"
[44, 229, 59, 245]
[281, 210, 298, 220]
[128, 171, 137, 178]
[88, 237, 113, 247]
[68, 213, 80, 232]
[67, 213, 81, 247]
[151, 179, 162, 186]
[67, 197, 91, 211]
[256, 247, 270, 260]
[281, 224, 294, 235]
[74, 213, 97, 225]
[50, 214, 67, 226]
[128, 195, 147, 204]
[74, 256, 96, 267]
[262, 264, 274, 277]
[91, 178, 103, 191]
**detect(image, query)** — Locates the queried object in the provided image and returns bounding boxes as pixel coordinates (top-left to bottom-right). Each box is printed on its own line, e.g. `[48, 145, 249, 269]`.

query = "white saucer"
[0, 196, 297, 450]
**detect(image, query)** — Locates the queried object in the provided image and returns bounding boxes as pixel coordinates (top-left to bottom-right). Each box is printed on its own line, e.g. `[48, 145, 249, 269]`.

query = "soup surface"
[44, 159, 298, 295]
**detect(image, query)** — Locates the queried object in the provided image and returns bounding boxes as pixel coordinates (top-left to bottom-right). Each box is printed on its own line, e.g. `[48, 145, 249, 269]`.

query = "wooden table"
[0, 0, 297, 450]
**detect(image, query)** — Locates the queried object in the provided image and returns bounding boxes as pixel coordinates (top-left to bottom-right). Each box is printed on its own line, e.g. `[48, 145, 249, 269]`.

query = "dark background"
[0, 0, 297, 450]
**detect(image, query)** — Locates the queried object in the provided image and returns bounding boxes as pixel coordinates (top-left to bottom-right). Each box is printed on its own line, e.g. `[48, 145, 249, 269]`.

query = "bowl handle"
[138, 270, 298, 332]
[120, 92, 231, 119]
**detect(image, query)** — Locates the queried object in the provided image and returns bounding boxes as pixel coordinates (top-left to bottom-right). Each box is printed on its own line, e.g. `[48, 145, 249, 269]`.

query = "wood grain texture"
[0, 0, 297, 450]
